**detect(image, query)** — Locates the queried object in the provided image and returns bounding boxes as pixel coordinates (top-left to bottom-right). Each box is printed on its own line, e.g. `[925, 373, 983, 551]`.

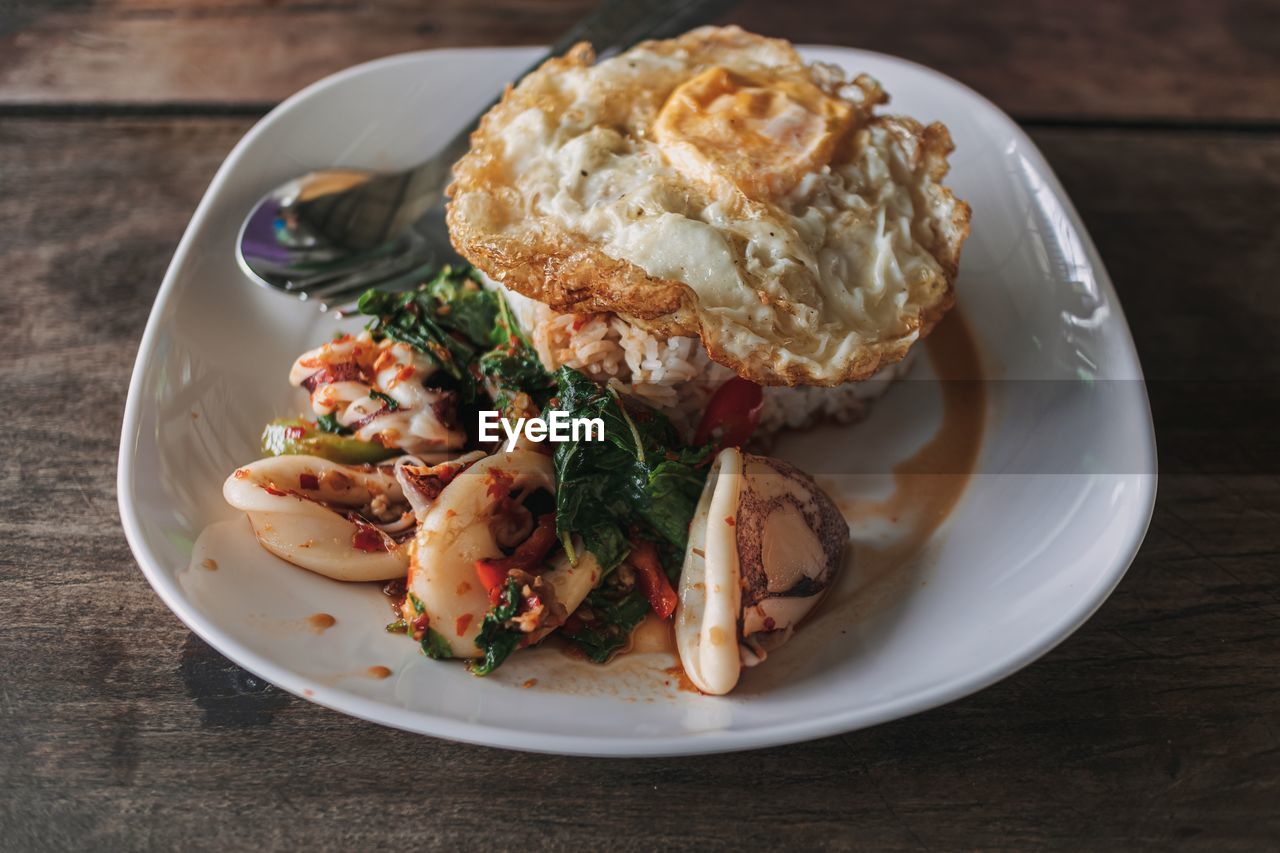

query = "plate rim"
[117, 44, 1158, 756]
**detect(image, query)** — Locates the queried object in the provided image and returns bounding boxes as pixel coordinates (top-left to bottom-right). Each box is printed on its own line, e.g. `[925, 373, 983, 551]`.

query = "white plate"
[118, 45, 1157, 756]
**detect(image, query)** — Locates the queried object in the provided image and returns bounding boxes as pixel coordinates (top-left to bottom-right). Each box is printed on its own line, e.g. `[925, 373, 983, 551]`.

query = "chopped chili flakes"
[486, 468, 514, 501]
[474, 514, 558, 578]
[352, 523, 388, 553]
[455, 613, 474, 636]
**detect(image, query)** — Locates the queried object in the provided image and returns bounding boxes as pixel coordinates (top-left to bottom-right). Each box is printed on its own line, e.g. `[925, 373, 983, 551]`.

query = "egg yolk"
[654, 65, 855, 201]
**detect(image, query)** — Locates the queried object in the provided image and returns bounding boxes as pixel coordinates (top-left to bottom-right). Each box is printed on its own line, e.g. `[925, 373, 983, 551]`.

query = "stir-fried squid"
[394, 451, 487, 519]
[223, 455, 412, 582]
[404, 451, 601, 658]
[290, 332, 465, 457]
[675, 448, 847, 695]
[223, 264, 851, 690]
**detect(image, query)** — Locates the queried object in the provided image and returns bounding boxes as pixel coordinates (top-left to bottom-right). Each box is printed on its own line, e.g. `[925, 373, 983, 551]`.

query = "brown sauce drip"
[366, 665, 392, 679]
[813, 309, 986, 620]
[662, 665, 701, 693]
[381, 578, 407, 618]
[307, 613, 337, 633]
[547, 635, 587, 661]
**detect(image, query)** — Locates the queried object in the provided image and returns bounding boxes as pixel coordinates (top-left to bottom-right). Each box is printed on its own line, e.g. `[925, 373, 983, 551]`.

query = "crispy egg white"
[448, 26, 970, 386]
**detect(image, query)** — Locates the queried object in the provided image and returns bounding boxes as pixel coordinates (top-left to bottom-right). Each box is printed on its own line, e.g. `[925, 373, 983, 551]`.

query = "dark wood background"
[2, 1, 1277, 849]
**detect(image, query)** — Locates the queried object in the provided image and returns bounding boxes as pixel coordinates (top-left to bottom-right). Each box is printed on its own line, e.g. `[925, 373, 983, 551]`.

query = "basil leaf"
[421, 628, 453, 660]
[356, 269, 485, 400]
[314, 413, 348, 435]
[478, 345, 553, 411]
[477, 293, 554, 412]
[550, 366, 709, 571]
[565, 589, 651, 663]
[469, 577, 524, 676]
[637, 448, 712, 551]
[423, 265, 498, 346]
[368, 389, 399, 411]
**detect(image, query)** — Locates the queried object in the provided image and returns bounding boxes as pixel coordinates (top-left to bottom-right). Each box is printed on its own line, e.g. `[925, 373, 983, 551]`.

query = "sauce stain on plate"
[742, 311, 986, 694]
[308, 666, 396, 686]
[306, 613, 337, 633]
[829, 309, 986, 604]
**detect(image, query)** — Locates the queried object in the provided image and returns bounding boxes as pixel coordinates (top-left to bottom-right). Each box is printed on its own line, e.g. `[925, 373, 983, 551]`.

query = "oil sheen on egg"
[448, 25, 971, 387]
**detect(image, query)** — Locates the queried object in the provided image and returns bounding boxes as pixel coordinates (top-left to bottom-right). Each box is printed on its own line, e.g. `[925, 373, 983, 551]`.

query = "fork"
[236, 0, 739, 309]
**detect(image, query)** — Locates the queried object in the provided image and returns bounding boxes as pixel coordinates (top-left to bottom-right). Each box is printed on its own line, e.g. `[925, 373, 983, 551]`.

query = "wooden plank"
[1, 119, 1277, 848]
[1, 0, 1278, 121]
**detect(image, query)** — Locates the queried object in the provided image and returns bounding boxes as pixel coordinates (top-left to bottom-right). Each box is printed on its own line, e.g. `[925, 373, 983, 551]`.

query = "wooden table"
[3, 1, 1277, 848]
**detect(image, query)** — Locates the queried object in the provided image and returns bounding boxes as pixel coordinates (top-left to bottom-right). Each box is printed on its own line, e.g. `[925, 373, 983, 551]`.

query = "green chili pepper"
[260, 418, 396, 465]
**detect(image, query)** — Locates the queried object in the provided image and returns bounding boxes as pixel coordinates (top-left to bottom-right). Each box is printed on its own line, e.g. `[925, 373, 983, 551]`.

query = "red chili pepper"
[298, 473, 319, 490]
[693, 377, 763, 450]
[474, 513, 558, 603]
[283, 425, 306, 440]
[352, 523, 388, 553]
[474, 561, 508, 605]
[486, 468, 516, 503]
[455, 613, 474, 636]
[629, 539, 678, 620]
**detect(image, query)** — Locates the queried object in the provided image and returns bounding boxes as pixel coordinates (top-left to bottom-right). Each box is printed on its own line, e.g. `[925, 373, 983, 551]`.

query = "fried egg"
[448, 26, 970, 386]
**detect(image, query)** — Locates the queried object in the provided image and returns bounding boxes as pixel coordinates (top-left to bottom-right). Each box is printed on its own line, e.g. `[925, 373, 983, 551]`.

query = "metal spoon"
[237, 0, 739, 309]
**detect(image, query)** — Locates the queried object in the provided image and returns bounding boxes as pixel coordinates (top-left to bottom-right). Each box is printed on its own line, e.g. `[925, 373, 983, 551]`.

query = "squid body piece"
[675, 447, 849, 695]
[408, 450, 601, 658]
[223, 455, 409, 581]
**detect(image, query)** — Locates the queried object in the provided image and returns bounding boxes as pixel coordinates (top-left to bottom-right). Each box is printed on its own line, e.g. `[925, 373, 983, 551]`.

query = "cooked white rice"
[496, 284, 913, 442]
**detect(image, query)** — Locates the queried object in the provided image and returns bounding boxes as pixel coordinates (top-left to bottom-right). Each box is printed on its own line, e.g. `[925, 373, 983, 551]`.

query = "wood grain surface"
[2, 0, 1278, 850]
[3, 0, 1279, 122]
